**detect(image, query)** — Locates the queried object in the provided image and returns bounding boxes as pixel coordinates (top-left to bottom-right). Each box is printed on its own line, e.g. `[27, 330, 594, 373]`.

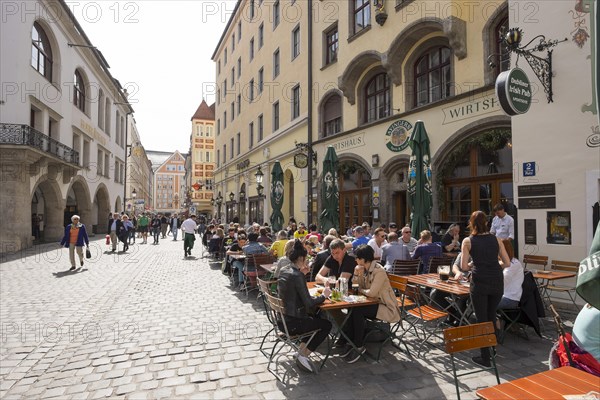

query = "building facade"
[147, 151, 187, 214]
[0, 0, 135, 252]
[189, 100, 216, 216]
[126, 119, 153, 215]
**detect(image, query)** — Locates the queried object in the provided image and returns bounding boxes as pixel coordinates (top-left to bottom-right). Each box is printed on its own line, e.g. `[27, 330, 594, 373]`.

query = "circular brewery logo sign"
[495, 67, 532, 116]
[385, 120, 412, 152]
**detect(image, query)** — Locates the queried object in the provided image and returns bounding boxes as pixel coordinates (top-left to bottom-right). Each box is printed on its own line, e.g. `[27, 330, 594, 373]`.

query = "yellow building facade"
[189, 100, 217, 216]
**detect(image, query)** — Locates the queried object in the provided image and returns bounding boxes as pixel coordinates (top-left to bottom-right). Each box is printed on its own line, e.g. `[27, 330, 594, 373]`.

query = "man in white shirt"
[490, 204, 514, 240]
[181, 214, 198, 257]
[367, 227, 387, 260]
[400, 226, 418, 254]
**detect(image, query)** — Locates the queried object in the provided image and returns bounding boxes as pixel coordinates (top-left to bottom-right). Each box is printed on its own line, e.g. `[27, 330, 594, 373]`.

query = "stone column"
[0, 150, 32, 253]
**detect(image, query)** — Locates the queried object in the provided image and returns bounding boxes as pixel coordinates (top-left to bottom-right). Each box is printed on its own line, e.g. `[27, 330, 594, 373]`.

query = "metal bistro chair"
[443, 322, 500, 400]
[426, 255, 456, 275]
[546, 260, 580, 309]
[257, 277, 279, 358]
[242, 253, 275, 297]
[389, 259, 420, 276]
[523, 254, 549, 271]
[263, 292, 322, 381]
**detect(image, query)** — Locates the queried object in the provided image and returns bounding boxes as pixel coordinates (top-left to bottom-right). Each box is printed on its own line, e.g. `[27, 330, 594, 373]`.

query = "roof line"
[211, 0, 242, 60]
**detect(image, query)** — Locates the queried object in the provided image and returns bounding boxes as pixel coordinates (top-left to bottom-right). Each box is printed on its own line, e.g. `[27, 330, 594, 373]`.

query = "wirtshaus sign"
[385, 120, 412, 152]
[495, 67, 532, 115]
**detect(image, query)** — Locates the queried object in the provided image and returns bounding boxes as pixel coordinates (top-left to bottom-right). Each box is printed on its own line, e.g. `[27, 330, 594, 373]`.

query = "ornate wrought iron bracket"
[294, 141, 317, 163]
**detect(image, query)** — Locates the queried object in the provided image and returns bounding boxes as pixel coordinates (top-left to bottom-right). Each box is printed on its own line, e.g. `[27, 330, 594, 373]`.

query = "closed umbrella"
[320, 146, 339, 233]
[269, 161, 285, 231]
[408, 121, 433, 239]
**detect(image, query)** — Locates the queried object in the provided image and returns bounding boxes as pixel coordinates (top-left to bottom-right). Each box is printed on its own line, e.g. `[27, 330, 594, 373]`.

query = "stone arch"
[379, 154, 411, 227]
[338, 50, 384, 105]
[385, 18, 446, 86]
[67, 176, 92, 228]
[93, 183, 111, 234]
[114, 196, 122, 213]
[31, 174, 65, 242]
[356, 65, 391, 125]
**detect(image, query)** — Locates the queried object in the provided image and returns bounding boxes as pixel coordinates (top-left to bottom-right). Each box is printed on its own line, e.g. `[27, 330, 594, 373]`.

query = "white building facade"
[0, 0, 132, 252]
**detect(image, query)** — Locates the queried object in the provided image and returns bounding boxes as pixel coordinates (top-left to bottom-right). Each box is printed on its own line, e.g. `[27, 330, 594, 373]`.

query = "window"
[97, 149, 103, 176]
[273, 0, 280, 29]
[218, 60, 221, 75]
[414, 46, 452, 107]
[217, 119, 220, 135]
[250, 38, 255, 60]
[237, 94, 241, 115]
[232, 34, 235, 51]
[230, 138, 234, 159]
[250, 0, 255, 19]
[236, 132, 241, 155]
[98, 90, 105, 130]
[258, 114, 264, 141]
[365, 73, 391, 123]
[224, 48, 228, 64]
[31, 22, 53, 80]
[258, 68, 264, 93]
[238, 21, 242, 41]
[230, 102, 235, 120]
[217, 89, 220, 105]
[231, 67, 235, 86]
[273, 102, 280, 132]
[249, 122, 254, 149]
[104, 99, 111, 135]
[494, 17, 510, 78]
[325, 25, 339, 65]
[353, 0, 371, 35]
[273, 49, 280, 78]
[259, 23, 264, 48]
[237, 57, 241, 78]
[224, 111, 227, 128]
[223, 144, 226, 163]
[217, 149, 220, 166]
[206, 151, 210, 162]
[292, 25, 300, 59]
[249, 79, 255, 102]
[73, 69, 86, 112]
[223, 79, 227, 94]
[292, 85, 300, 119]
[322, 94, 342, 136]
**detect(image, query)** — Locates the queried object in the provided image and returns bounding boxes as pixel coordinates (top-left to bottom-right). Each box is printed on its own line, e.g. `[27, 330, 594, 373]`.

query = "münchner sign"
[495, 67, 532, 115]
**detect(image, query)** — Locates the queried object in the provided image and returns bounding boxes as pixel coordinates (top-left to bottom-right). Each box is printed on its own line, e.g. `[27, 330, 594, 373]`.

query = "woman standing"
[60, 215, 89, 271]
[277, 239, 332, 373]
[151, 214, 161, 244]
[341, 244, 400, 363]
[461, 211, 510, 367]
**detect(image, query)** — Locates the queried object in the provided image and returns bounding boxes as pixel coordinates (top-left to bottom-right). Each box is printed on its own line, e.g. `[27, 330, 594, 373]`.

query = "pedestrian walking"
[171, 214, 180, 241]
[181, 214, 197, 257]
[108, 212, 122, 252]
[151, 214, 161, 244]
[160, 214, 168, 238]
[138, 213, 149, 244]
[120, 215, 133, 252]
[128, 215, 137, 245]
[60, 215, 89, 271]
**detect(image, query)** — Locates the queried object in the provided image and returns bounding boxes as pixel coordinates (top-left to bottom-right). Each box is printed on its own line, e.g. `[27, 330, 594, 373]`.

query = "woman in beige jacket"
[340, 244, 400, 363]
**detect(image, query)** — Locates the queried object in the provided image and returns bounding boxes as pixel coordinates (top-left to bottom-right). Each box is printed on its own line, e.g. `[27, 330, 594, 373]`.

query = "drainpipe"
[307, 0, 314, 224]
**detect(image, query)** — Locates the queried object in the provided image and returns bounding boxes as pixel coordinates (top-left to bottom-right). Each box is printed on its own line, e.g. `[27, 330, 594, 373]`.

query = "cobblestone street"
[1, 236, 568, 399]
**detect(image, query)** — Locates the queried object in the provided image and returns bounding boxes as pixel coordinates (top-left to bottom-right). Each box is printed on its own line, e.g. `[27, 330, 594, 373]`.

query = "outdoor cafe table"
[476, 366, 600, 399]
[531, 269, 577, 308]
[258, 262, 277, 274]
[306, 282, 379, 367]
[406, 273, 473, 326]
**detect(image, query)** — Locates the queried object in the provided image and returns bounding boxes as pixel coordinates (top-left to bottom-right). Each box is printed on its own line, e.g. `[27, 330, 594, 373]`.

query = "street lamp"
[215, 192, 223, 222]
[229, 192, 235, 202]
[255, 166, 265, 198]
[132, 188, 137, 199]
[239, 188, 246, 202]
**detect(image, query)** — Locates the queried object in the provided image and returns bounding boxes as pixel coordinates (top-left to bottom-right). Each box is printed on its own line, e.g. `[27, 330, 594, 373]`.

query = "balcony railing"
[0, 123, 79, 166]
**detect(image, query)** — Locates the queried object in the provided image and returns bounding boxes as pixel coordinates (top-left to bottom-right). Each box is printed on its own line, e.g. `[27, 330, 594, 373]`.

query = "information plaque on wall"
[524, 219, 537, 245]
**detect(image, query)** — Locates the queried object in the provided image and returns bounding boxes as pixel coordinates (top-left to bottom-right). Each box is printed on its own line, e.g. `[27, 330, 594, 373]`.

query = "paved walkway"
[0, 236, 573, 399]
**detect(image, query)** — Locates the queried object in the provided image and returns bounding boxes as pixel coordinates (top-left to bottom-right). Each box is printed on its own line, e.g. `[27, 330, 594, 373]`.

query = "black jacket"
[277, 264, 325, 319]
[518, 270, 546, 336]
[310, 249, 331, 281]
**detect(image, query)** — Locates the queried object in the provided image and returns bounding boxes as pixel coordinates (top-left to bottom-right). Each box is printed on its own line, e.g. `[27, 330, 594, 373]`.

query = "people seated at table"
[339, 245, 400, 363]
[381, 232, 411, 271]
[400, 226, 419, 254]
[305, 224, 322, 243]
[269, 230, 289, 259]
[367, 227, 388, 260]
[573, 303, 600, 364]
[315, 239, 355, 285]
[349, 226, 369, 250]
[441, 224, 461, 253]
[309, 235, 336, 282]
[412, 230, 442, 274]
[257, 227, 272, 246]
[497, 239, 524, 311]
[287, 222, 298, 239]
[225, 233, 248, 277]
[273, 239, 295, 278]
[430, 253, 470, 326]
[461, 211, 510, 367]
[233, 232, 269, 289]
[277, 239, 332, 373]
[327, 228, 340, 238]
[223, 227, 237, 249]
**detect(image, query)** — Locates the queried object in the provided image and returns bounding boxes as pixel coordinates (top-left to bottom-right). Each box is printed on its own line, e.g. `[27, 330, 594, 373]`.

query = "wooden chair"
[523, 254, 548, 271]
[546, 260, 580, 309]
[389, 259, 420, 276]
[242, 253, 275, 297]
[263, 292, 322, 380]
[426, 255, 456, 275]
[390, 275, 448, 356]
[443, 322, 500, 400]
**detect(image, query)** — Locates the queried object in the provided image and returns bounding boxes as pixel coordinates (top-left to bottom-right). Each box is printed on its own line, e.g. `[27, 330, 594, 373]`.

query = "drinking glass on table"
[328, 276, 337, 291]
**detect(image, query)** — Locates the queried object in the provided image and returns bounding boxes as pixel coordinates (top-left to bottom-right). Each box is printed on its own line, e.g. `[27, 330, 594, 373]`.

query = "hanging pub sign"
[385, 120, 412, 152]
[294, 152, 308, 168]
[495, 67, 532, 115]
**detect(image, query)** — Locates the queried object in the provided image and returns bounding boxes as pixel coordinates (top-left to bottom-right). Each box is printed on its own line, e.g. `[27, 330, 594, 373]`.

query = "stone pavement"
[0, 236, 576, 399]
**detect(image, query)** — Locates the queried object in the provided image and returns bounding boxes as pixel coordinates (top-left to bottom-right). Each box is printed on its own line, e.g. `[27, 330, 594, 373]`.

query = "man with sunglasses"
[400, 226, 418, 255]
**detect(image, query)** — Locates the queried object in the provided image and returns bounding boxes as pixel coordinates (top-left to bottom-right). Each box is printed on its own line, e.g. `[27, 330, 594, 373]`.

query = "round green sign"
[495, 67, 532, 115]
[385, 120, 412, 152]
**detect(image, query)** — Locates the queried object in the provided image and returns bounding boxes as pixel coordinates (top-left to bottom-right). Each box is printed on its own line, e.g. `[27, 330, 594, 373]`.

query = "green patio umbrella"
[320, 146, 339, 233]
[408, 120, 433, 239]
[269, 161, 285, 231]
